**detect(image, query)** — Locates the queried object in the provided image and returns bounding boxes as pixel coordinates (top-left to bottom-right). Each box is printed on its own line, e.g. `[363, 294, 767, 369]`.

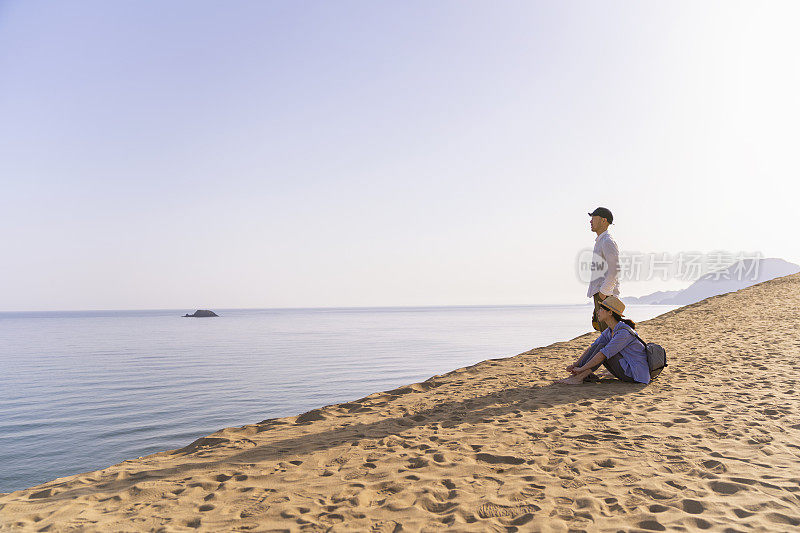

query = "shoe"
[583, 373, 600, 383]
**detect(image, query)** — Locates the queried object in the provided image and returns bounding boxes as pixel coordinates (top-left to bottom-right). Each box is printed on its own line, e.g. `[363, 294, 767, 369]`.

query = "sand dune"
[2, 274, 800, 532]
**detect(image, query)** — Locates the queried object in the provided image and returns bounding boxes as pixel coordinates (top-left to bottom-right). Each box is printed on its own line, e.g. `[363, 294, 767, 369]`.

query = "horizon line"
[0, 300, 684, 314]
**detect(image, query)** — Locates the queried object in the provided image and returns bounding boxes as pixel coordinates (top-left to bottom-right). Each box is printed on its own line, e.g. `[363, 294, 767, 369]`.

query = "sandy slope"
[2, 274, 800, 532]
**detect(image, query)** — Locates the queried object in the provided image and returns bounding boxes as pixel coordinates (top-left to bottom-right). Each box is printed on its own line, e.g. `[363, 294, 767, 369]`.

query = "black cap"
[588, 207, 613, 223]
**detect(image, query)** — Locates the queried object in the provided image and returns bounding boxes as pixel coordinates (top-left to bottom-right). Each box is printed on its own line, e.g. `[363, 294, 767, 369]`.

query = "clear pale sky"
[1, 1, 798, 311]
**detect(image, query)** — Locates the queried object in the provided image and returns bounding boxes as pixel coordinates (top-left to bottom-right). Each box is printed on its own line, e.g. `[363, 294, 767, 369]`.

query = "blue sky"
[1, 1, 798, 310]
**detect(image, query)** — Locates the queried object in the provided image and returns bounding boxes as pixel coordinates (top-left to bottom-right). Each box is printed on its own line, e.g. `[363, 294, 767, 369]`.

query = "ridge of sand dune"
[3, 274, 800, 532]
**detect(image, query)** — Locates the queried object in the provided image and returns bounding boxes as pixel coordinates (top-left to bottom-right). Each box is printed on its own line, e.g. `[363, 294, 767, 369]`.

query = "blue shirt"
[590, 322, 651, 384]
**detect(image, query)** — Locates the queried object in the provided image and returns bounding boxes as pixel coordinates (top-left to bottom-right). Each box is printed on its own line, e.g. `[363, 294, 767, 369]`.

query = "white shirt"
[587, 230, 620, 298]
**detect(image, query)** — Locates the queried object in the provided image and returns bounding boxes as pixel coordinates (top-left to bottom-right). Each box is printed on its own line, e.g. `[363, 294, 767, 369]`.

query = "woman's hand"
[570, 365, 585, 375]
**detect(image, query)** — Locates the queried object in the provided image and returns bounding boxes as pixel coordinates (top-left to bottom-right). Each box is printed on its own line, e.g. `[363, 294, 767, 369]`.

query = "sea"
[0, 304, 677, 494]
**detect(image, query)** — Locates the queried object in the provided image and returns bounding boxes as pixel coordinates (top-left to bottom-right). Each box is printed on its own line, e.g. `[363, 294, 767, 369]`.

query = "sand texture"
[2, 274, 800, 532]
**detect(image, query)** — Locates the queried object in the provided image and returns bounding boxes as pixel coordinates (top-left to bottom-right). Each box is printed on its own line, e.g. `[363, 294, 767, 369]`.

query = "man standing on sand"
[587, 207, 620, 331]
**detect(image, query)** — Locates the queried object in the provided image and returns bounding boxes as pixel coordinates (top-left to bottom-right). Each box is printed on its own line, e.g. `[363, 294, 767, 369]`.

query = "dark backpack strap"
[618, 322, 648, 348]
[619, 323, 668, 373]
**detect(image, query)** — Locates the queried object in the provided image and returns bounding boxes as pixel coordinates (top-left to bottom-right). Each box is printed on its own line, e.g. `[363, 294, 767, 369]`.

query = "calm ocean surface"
[0, 304, 676, 494]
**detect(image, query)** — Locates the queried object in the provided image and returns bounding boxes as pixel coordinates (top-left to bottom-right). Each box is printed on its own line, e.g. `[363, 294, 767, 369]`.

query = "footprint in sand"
[371, 520, 402, 533]
[417, 497, 459, 514]
[475, 452, 526, 465]
[238, 490, 273, 518]
[477, 502, 540, 519]
[407, 457, 429, 469]
[700, 459, 727, 473]
[637, 519, 666, 531]
[687, 517, 713, 529]
[709, 480, 749, 495]
[681, 499, 705, 514]
[765, 512, 800, 526]
[649, 504, 670, 513]
[633, 487, 674, 501]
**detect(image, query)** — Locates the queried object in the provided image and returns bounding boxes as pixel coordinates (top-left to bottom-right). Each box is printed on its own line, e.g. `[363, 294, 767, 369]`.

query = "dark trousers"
[592, 293, 609, 332]
[577, 343, 636, 383]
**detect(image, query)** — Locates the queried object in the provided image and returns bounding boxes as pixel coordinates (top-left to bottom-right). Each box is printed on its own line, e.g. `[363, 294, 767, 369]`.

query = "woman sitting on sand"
[558, 296, 651, 385]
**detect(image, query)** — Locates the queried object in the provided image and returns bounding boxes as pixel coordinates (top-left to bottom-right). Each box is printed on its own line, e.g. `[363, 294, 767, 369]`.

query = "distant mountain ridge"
[623, 258, 800, 305]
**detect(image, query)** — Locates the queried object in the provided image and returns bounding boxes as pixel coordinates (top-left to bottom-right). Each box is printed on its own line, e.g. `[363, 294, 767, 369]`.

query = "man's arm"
[599, 238, 620, 296]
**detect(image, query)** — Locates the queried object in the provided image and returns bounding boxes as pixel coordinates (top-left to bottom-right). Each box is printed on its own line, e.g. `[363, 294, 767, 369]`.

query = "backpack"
[619, 324, 668, 379]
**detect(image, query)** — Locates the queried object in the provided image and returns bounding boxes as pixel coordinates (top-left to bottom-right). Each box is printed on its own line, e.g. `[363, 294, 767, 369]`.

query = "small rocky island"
[182, 310, 219, 317]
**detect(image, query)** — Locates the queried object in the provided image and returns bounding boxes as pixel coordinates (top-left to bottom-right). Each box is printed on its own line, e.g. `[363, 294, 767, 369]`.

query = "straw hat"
[599, 295, 626, 317]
